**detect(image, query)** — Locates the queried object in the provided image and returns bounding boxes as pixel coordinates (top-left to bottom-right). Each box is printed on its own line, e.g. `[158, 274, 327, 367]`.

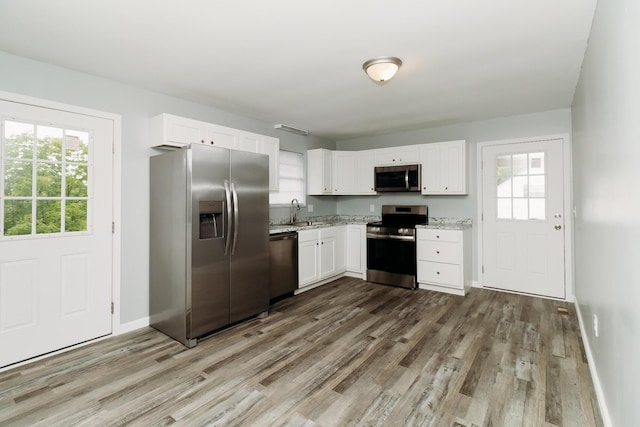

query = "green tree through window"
[2, 120, 90, 237]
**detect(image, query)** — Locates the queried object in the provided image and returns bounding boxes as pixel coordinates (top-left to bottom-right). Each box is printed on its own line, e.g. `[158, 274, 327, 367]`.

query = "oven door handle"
[366, 233, 415, 242]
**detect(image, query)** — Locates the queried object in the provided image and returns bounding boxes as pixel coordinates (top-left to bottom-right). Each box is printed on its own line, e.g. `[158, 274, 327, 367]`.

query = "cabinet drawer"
[418, 229, 461, 242]
[417, 261, 461, 287]
[417, 240, 460, 264]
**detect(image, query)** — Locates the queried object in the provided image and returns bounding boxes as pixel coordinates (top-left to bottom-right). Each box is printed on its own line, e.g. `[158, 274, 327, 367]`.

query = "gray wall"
[571, 0, 640, 425]
[336, 109, 573, 280]
[0, 50, 336, 325]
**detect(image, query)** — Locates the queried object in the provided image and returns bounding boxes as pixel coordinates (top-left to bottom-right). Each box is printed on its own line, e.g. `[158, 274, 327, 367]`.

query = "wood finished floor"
[0, 277, 603, 427]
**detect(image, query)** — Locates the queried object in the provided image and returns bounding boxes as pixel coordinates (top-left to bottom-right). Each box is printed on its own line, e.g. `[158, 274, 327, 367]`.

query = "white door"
[0, 100, 113, 368]
[481, 139, 565, 299]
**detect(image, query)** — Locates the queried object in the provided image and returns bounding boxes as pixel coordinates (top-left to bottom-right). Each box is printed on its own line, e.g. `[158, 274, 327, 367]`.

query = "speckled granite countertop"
[416, 218, 473, 230]
[270, 215, 472, 234]
[269, 215, 378, 234]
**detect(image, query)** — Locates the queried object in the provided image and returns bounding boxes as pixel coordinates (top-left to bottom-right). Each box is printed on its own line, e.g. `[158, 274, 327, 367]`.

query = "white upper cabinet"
[332, 151, 357, 194]
[152, 114, 207, 148]
[420, 140, 467, 195]
[307, 149, 333, 195]
[151, 114, 280, 190]
[207, 124, 239, 149]
[356, 150, 376, 194]
[310, 150, 375, 196]
[374, 145, 420, 166]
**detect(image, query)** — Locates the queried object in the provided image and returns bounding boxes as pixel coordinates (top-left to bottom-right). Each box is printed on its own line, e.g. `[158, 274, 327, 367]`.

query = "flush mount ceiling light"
[362, 56, 402, 84]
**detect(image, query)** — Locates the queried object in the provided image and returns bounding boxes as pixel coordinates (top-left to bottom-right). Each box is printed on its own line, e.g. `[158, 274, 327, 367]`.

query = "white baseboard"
[115, 316, 150, 335]
[574, 298, 613, 427]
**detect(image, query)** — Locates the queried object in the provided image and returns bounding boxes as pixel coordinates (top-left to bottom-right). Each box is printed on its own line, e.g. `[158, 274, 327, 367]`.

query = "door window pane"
[4, 161, 33, 197]
[4, 121, 34, 159]
[65, 200, 88, 232]
[37, 125, 63, 161]
[495, 151, 546, 221]
[2, 119, 91, 237]
[36, 200, 61, 234]
[37, 163, 62, 197]
[4, 200, 32, 235]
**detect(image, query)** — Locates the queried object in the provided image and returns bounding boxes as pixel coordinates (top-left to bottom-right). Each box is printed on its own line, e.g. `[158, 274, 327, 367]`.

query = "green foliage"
[3, 125, 89, 236]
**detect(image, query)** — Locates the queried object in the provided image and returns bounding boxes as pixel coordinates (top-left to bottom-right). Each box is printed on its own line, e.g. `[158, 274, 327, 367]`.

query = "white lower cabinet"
[298, 226, 346, 288]
[345, 224, 366, 278]
[417, 228, 471, 295]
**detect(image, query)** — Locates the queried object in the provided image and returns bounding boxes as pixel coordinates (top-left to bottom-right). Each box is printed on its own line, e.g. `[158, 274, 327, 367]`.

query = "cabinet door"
[333, 151, 357, 194]
[238, 131, 261, 153]
[165, 114, 207, 145]
[374, 146, 420, 165]
[420, 144, 440, 194]
[307, 149, 333, 195]
[440, 141, 466, 193]
[356, 150, 376, 194]
[334, 226, 346, 274]
[319, 234, 337, 279]
[396, 145, 420, 164]
[346, 225, 364, 273]
[298, 232, 319, 287]
[259, 136, 279, 191]
[206, 124, 239, 149]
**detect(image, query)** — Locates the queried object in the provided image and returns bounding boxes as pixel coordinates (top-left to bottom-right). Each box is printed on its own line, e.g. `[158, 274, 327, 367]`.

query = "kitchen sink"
[287, 221, 329, 227]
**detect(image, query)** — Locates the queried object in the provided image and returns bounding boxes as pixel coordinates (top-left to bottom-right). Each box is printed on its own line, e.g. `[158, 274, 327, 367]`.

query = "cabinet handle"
[321, 241, 324, 245]
[436, 251, 440, 254]
[437, 271, 440, 275]
[445, 186, 448, 190]
[201, 139, 205, 143]
[436, 235, 440, 239]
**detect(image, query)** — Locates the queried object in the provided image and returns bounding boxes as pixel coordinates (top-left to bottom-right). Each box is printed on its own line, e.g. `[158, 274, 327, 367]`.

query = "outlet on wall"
[307, 204, 313, 213]
[370, 204, 375, 213]
[593, 314, 599, 337]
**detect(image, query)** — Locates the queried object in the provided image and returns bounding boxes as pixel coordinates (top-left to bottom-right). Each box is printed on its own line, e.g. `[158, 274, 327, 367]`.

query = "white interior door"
[0, 100, 113, 368]
[481, 139, 565, 299]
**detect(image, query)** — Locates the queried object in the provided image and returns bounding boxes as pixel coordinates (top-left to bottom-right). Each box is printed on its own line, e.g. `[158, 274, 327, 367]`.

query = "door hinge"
[112, 140, 115, 154]
[112, 222, 115, 233]
[111, 302, 114, 314]
[482, 265, 484, 274]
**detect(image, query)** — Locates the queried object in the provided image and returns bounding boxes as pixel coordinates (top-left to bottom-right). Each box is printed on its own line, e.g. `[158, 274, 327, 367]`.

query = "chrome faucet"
[290, 198, 300, 223]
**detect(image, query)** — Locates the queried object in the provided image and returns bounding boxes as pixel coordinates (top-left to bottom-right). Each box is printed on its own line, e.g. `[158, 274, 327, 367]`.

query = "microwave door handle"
[405, 169, 410, 190]
[224, 180, 232, 256]
[231, 182, 239, 255]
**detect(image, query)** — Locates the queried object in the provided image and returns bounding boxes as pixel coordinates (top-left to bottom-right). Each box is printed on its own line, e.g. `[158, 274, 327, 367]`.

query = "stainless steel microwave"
[374, 164, 421, 192]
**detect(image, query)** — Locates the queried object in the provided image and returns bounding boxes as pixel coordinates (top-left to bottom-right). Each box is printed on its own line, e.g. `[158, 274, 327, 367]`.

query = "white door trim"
[476, 133, 574, 301]
[0, 90, 123, 333]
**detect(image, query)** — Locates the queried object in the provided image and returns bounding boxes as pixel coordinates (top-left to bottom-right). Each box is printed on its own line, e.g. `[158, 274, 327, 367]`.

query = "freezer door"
[190, 144, 230, 337]
[229, 150, 270, 323]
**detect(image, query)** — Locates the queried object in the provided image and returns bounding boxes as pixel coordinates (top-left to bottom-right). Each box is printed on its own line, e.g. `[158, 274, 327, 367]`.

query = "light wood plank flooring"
[0, 278, 603, 426]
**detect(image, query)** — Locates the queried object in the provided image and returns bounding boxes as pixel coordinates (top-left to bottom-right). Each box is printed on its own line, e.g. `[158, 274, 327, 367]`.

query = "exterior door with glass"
[0, 99, 113, 368]
[481, 139, 565, 299]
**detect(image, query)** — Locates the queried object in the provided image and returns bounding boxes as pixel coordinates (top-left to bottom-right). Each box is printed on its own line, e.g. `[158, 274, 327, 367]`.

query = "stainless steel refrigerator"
[149, 143, 269, 347]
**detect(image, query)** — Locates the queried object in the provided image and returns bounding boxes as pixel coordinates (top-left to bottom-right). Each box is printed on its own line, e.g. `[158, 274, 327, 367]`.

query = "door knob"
[554, 224, 562, 230]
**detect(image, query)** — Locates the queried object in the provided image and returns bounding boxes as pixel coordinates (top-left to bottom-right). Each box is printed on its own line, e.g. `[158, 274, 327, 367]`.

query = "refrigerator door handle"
[231, 182, 240, 255]
[224, 180, 232, 256]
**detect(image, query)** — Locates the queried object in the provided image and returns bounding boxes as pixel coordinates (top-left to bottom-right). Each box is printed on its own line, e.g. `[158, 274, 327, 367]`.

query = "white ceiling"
[0, 0, 597, 141]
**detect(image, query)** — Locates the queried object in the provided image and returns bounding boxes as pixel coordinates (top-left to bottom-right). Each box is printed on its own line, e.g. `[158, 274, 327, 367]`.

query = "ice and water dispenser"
[199, 200, 224, 239]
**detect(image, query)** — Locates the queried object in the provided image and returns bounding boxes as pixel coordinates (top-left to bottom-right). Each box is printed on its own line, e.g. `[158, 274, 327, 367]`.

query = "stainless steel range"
[366, 205, 428, 289]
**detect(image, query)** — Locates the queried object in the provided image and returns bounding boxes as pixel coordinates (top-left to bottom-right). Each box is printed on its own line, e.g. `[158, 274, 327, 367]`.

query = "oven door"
[366, 234, 417, 289]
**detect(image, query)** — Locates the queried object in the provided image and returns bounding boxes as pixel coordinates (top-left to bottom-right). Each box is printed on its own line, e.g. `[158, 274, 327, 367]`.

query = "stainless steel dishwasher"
[269, 231, 298, 303]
